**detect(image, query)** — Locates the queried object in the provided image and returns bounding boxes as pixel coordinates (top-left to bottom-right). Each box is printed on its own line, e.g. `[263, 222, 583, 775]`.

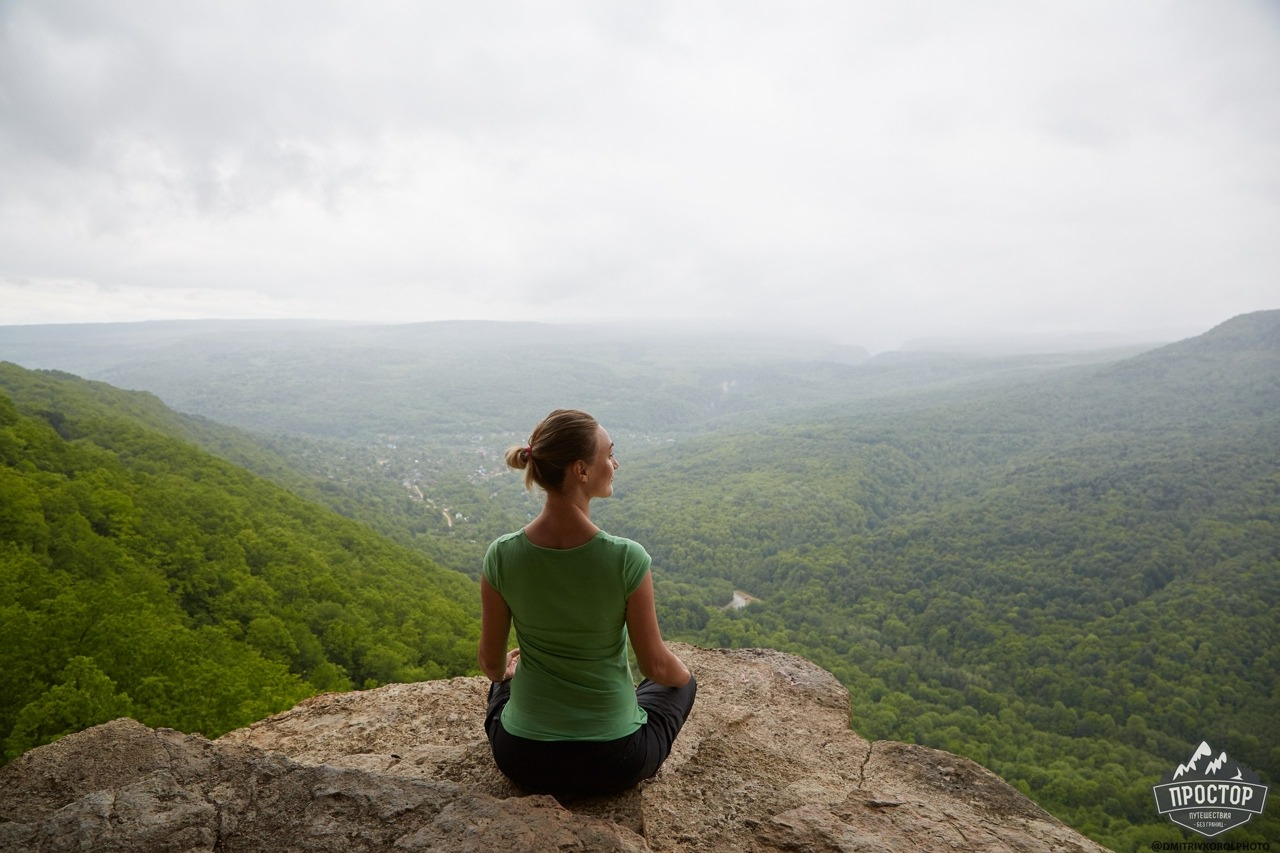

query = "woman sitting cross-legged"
[478, 408, 696, 795]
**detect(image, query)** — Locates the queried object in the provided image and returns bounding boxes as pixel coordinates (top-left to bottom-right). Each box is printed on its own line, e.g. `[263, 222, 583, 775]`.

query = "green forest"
[1, 312, 1277, 851]
[0, 364, 478, 760]
[607, 399, 1278, 847]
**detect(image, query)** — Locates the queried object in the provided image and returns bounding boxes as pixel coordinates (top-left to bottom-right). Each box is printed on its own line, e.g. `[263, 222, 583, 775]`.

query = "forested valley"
[1, 312, 1276, 851]
[0, 364, 479, 761]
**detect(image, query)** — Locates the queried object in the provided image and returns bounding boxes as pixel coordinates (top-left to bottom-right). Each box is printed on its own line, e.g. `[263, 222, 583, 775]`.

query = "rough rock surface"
[0, 644, 1107, 852]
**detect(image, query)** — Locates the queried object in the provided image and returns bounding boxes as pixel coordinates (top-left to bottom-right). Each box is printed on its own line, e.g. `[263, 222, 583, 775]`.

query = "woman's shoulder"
[485, 529, 527, 556]
[594, 531, 650, 560]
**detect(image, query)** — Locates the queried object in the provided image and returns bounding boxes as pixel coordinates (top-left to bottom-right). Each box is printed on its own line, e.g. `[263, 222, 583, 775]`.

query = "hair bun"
[505, 445, 531, 470]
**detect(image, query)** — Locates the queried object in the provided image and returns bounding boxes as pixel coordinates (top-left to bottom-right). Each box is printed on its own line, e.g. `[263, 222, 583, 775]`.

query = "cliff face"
[0, 644, 1107, 852]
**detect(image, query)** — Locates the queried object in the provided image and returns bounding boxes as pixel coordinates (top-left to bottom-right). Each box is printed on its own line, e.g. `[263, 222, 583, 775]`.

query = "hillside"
[597, 311, 1280, 849]
[0, 363, 479, 761]
[0, 317, 1158, 580]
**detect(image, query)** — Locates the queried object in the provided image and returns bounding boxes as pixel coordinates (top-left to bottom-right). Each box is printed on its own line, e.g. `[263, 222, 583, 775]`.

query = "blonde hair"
[506, 408, 600, 491]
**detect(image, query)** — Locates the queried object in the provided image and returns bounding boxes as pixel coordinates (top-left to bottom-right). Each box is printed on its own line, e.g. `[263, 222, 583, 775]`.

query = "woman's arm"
[478, 576, 518, 682]
[625, 571, 691, 688]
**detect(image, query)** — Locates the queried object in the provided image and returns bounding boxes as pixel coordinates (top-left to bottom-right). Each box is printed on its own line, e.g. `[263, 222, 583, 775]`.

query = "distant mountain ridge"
[0, 317, 1157, 439]
[903, 310, 1280, 442]
[1089, 309, 1280, 405]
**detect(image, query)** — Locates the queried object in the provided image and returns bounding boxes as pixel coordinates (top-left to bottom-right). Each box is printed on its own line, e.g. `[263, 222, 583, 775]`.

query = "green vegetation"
[599, 313, 1280, 850]
[1, 311, 1277, 850]
[0, 364, 478, 760]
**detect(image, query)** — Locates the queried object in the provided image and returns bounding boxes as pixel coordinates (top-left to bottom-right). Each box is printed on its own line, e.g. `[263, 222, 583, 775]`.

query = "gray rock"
[0, 645, 1107, 852]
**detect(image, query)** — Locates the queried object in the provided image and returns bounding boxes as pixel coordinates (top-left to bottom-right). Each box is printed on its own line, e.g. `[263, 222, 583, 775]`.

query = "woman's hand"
[503, 647, 521, 681]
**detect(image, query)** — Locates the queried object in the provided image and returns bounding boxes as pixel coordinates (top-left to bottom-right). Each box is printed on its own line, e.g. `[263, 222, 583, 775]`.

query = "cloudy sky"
[1, 1, 1277, 352]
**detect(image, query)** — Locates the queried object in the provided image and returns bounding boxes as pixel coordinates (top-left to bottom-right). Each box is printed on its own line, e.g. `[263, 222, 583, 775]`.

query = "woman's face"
[584, 424, 618, 498]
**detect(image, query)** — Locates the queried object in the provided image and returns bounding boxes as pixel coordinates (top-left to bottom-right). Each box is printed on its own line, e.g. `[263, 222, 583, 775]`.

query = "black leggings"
[484, 676, 697, 796]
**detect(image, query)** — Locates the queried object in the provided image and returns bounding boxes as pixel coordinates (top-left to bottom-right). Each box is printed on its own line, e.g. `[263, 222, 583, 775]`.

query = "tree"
[4, 656, 132, 759]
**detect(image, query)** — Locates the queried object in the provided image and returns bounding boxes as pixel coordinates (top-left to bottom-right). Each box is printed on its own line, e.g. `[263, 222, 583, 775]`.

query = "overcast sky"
[1, 1, 1277, 352]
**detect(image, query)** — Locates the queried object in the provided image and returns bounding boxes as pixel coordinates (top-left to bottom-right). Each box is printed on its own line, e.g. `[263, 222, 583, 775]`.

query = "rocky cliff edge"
[0, 644, 1107, 852]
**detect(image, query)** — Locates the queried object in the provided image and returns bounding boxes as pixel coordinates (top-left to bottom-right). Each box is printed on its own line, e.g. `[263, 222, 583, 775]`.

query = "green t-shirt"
[483, 529, 650, 741]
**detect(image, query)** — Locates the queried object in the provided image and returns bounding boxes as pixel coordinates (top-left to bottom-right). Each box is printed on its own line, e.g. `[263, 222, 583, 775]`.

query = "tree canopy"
[0, 364, 478, 759]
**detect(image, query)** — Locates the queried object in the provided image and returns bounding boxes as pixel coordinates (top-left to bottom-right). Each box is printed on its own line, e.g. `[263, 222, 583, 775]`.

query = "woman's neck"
[523, 489, 599, 549]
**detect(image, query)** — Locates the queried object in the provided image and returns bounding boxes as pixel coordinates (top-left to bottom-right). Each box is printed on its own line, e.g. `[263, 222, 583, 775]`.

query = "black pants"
[484, 676, 697, 796]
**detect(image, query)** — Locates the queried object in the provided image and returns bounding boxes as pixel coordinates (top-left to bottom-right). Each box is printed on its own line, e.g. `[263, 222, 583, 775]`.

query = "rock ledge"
[0, 644, 1107, 851]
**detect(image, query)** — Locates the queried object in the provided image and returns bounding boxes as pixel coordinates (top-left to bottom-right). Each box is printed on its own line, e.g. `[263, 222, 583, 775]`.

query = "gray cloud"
[2, 0, 1277, 351]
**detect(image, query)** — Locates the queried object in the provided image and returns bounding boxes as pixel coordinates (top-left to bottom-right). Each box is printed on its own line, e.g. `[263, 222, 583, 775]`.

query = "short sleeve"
[482, 536, 503, 591]
[622, 538, 651, 595]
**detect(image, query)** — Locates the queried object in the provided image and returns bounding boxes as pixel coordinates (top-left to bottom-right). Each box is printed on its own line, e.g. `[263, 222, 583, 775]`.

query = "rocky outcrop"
[0, 644, 1107, 851]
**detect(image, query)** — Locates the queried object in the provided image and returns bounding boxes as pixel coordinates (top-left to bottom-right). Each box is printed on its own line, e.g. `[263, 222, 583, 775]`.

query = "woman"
[478, 408, 696, 795]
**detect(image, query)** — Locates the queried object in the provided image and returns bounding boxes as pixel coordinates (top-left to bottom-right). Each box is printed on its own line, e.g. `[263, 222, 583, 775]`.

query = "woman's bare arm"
[625, 571, 691, 687]
[478, 576, 518, 682]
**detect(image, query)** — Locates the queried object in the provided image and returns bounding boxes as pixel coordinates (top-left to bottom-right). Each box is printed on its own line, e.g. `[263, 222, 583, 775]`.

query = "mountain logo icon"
[1152, 741, 1269, 837]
